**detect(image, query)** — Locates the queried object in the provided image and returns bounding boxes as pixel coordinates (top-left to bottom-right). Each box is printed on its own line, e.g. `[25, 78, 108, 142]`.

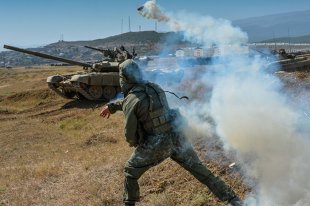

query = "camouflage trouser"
[123, 131, 236, 204]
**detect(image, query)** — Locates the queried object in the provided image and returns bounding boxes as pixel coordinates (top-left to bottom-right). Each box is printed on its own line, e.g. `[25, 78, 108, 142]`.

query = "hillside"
[0, 31, 190, 67]
[48, 31, 171, 47]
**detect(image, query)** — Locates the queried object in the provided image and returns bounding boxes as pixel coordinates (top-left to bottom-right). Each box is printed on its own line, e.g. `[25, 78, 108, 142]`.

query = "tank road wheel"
[88, 85, 103, 100]
[62, 91, 76, 99]
[76, 92, 86, 100]
[103, 86, 116, 100]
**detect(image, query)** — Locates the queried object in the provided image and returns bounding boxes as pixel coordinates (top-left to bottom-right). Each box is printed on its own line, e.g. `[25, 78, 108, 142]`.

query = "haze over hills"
[233, 9, 310, 42]
[1, 9, 310, 66]
[259, 34, 310, 44]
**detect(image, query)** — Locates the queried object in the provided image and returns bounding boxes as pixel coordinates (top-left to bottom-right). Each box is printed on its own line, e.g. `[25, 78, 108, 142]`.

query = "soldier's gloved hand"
[92, 63, 99, 69]
[92, 63, 102, 69]
[99, 105, 111, 119]
[107, 103, 119, 114]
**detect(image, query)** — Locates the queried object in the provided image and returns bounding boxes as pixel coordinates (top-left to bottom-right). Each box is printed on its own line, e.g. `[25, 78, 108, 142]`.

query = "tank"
[3, 44, 125, 101]
[268, 49, 310, 72]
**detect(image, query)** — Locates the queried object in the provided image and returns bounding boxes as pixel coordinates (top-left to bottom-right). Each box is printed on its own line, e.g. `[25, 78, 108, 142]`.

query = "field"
[0, 66, 308, 206]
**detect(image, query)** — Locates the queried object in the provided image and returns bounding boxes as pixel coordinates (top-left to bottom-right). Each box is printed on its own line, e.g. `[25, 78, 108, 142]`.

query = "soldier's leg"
[170, 136, 236, 202]
[124, 142, 170, 204]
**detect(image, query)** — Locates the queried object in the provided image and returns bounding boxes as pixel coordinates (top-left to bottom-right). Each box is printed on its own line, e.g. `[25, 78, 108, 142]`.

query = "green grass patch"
[59, 117, 88, 131]
[0, 186, 6, 194]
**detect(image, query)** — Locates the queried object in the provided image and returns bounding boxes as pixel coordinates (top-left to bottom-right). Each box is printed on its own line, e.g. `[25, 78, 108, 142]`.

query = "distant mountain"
[47, 31, 188, 54]
[261, 34, 310, 43]
[233, 10, 310, 42]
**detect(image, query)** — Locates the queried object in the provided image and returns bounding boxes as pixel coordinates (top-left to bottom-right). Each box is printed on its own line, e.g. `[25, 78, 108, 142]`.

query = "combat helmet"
[119, 59, 144, 95]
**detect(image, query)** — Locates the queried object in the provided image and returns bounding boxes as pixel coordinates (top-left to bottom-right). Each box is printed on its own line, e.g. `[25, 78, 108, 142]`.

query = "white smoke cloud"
[138, 0, 248, 50]
[138, 0, 170, 22]
[210, 67, 310, 205]
[139, 1, 310, 206]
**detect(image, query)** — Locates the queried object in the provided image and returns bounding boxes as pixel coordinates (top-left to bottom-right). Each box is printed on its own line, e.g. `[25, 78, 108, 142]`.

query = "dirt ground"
[0, 66, 308, 206]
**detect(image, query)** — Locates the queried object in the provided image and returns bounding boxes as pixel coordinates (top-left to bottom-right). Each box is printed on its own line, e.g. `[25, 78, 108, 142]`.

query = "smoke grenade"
[137, 0, 170, 22]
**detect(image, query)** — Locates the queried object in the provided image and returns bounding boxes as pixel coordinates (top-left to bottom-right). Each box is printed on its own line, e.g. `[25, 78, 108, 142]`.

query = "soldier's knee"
[124, 164, 135, 178]
[124, 165, 143, 179]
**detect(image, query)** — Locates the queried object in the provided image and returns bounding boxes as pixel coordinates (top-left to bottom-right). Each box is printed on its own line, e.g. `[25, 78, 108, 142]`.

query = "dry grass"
[3, 66, 306, 206]
[147, 192, 176, 206]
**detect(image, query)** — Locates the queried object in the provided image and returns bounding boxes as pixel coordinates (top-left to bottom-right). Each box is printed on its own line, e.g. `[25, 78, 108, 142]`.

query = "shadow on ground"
[61, 99, 107, 110]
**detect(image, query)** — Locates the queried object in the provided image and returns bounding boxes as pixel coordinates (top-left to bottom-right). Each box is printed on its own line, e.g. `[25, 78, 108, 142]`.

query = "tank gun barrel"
[3, 44, 92, 67]
[84, 45, 118, 58]
[84, 45, 105, 53]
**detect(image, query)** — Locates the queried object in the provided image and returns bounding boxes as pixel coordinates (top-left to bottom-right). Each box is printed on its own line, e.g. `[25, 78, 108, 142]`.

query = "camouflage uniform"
[108, 60, 238, 205]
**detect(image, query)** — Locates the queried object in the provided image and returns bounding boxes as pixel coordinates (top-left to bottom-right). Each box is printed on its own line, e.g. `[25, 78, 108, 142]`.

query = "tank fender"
[70, 73, 120, 86]
[70, 74, 90, 84]
[47, 75, 64, 83]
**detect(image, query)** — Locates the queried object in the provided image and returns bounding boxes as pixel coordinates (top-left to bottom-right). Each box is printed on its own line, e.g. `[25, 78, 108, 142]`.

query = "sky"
[0, 0, 309, 51]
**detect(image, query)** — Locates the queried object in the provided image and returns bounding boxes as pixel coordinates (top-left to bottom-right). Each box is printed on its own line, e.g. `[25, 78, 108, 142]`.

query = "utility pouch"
[137, 123, 146, 145]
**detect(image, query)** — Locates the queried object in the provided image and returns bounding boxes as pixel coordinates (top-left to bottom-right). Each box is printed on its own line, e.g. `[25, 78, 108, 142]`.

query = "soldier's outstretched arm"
[99, 99, 124, 119]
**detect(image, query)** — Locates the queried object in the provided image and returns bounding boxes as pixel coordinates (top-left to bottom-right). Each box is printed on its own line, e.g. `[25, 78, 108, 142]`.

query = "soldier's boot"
[124, 202, 135, 206]
[228, 196, 243, 206]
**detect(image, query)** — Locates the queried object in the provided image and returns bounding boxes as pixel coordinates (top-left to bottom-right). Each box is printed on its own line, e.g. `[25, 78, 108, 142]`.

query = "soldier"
[113, 45, 133, 62]
[99, 59, 243, 206]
